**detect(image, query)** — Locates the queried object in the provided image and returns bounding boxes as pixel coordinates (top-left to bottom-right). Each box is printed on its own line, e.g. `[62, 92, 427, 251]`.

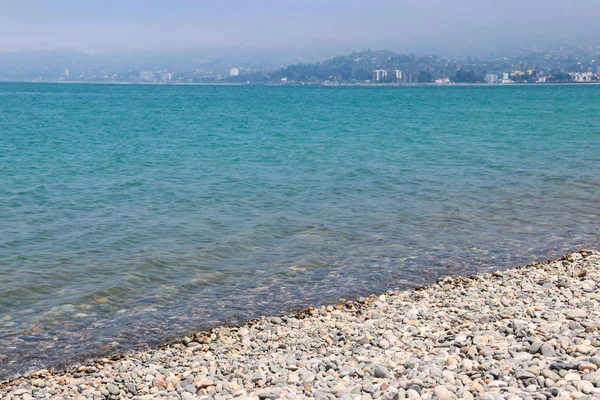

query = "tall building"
[374, 69, 387, 82]
[229, 68, 239, 77]
[501, 73, 513, 84]
[394, 70, 402, 80]
[484, 74, 498, 84]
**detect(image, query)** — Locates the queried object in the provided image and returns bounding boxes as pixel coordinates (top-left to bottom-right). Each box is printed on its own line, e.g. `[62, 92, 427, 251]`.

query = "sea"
[1, 83, 599, 379]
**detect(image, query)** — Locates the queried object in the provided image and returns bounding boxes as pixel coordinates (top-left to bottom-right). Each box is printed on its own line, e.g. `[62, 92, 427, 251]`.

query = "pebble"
[576, 380, 594, 394]
[541, 343, 556, 357]
[567, 310, 588, 320]
[434, 385, 456, 399]
[106, 383, 120, 395]
[373, 365, 393, 379]
[565, 373, 582, 381]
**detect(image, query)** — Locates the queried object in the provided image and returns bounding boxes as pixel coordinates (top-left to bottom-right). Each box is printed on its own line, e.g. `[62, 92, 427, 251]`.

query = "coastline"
[1, 80, 600, 87]
[2, 249, 599, 399]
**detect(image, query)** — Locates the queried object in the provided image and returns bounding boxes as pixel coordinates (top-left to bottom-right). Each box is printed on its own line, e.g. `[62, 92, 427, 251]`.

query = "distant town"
[1, 45, 599, 85]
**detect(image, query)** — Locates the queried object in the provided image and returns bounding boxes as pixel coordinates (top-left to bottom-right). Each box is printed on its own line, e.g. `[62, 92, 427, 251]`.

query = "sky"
[1, 0, 599, 56]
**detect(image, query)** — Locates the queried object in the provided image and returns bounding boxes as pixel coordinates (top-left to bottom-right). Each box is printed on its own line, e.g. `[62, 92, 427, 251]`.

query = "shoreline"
[2, 81, 600, 87]
[2, 249, 600, 399]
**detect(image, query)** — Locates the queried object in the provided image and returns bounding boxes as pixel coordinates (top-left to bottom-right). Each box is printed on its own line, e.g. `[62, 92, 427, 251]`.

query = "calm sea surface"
[1, 83, 599, 378]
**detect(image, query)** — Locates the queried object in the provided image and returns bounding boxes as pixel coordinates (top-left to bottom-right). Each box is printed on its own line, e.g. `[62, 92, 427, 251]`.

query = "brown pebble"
[470, 382, 485, 393]
[579, 363, 598, 372]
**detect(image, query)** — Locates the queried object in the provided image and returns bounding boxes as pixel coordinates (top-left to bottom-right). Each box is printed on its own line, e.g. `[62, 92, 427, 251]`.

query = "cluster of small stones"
[2, 250, 600, 400]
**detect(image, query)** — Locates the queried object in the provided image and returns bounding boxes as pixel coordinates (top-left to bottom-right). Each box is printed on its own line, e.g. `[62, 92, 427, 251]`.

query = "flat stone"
[550, 362, 578, 371]
[433, 385, 456, 400]
[515, 369, 537, 380]
[564, 373, 582, 381]
[406, 389, 420, 399]
[126, 383, 138, 394]
[540, 343, 556, 357]
[576, 380, 594, 394]
[373, 365, 393, 379]
[579, 363, 598, 372]
[106, 384, 120, 395]
[298, 368, 315, 382]
[583, 372, 600, 384]
[529, 341, 544, 354]
[257, 388, 282, 399]
[513, 352, 533, 362]
[542, 369, 562, 381]
[567, 309, 588, 319]
[184, 384, 197, 393]
[195, 377, 214, 388]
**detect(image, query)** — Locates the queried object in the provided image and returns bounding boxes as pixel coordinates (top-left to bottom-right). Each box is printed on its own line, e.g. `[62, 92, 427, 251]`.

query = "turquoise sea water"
[1, 83, 599, 378]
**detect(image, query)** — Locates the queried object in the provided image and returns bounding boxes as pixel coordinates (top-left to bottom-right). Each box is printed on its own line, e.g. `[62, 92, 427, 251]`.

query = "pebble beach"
[2, 249, 600, 400]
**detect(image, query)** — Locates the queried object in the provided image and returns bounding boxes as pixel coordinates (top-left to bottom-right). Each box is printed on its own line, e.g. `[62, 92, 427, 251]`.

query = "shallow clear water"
[1, 83, 599, 379]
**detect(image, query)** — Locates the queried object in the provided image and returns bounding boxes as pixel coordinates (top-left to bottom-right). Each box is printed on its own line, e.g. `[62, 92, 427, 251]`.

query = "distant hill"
[0, 46, 598, 84]
[267, 50, 458, 83]
[248, 47, 600, 84]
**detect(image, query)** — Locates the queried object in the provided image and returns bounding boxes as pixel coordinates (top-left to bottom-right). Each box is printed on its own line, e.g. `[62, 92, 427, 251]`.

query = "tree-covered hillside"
[252, 47, 600, 84]
[267, 50, 459, 83]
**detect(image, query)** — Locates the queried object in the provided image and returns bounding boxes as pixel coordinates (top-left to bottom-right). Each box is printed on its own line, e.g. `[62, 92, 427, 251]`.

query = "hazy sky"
[1, 0, 599, 55]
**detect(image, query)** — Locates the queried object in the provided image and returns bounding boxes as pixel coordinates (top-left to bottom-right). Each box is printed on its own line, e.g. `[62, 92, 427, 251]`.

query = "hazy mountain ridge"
[264, 47, 600, 83]
[0, 45, 598, 83]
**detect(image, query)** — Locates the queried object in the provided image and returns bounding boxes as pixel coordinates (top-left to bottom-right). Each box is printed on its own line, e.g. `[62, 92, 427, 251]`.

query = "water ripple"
[0, 83, 599, 379]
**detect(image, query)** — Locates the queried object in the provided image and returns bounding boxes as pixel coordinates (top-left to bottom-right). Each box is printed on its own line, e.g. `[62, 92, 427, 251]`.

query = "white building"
[229, 67, 239, 77]
[501, 73, 513, 84]
[394, 69, 402, 80]
[571, 72, 594, 82]
[435, 77, 451, 84]
[139, 71, 154, 82]
[374, 69, 387, 82]
[484, 74, 499, 84]
[161, 73, 172, 81]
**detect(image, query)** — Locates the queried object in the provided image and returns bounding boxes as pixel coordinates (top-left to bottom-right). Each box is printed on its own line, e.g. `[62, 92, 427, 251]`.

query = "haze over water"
[1, 83, 599, 379]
